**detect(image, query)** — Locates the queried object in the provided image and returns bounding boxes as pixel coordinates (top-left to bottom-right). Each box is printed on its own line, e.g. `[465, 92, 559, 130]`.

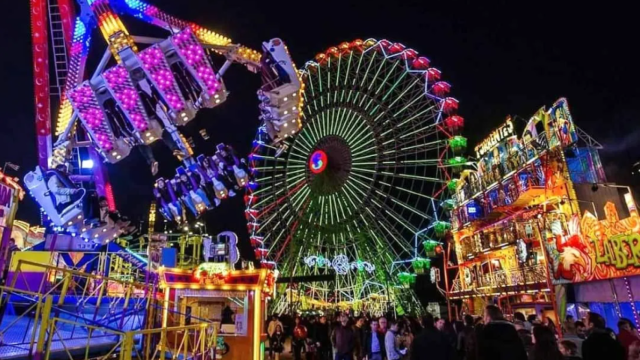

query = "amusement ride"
[0, 0, 466, 358]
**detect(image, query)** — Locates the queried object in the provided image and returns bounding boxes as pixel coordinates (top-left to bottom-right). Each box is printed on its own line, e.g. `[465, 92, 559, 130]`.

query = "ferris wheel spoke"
[363, 208, 413, 254]
[336, 109, 364, 142]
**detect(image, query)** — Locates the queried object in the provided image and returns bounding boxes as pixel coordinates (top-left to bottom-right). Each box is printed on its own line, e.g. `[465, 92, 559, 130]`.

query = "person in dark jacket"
[514, 320, 533, 356]
[582, 312, 625, 360]
[314, 316, 332, 360]
[364, 319, 386, 360]
[332, 314, 356, 360]
[353, 317, 367, 360]
[559, 340, 581, 360]
[410, 313, 454, 360]
[477, 305, 527, 360]
[530, 325, 563, 360]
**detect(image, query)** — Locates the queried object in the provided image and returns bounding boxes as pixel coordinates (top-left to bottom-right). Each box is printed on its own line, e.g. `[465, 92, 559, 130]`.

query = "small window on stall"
[183, 294, 249, 336]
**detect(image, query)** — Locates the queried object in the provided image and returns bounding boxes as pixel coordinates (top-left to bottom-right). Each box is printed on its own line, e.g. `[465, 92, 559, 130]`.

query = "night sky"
[2, 0, 639, 239]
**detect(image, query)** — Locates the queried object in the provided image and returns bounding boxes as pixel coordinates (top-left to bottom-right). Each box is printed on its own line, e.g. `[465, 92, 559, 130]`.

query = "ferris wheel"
[246, 39, 464, 314]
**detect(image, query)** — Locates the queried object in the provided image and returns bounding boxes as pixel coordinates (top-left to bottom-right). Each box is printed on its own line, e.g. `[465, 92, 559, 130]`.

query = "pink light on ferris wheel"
[309, 150, 328, 174]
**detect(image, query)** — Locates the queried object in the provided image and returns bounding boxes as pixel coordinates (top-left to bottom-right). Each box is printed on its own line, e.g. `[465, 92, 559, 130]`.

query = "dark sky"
[2, 0, 639, 235]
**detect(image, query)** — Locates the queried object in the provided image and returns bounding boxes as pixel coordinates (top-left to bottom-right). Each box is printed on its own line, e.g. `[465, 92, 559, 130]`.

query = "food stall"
[158, 263, 276, 360]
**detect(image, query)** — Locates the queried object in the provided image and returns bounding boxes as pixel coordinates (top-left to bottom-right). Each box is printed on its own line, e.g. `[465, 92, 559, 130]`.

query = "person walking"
[364, 319, 386, 360]
[315, 316, 332, 360]
[332, 314, 356, 360]
[562, 320, 583, 358]
[267, 316, 284, 360]
[353, 317, 367, 360]
[293, 317, 308, 360]
[410, 313, 453, 360]
[558, 340, 581, 360]
[477, 305, 528, 360]
[270, 325, 285, 360]
[617, 318, 639, 356]
[582, 312, 625, 360]
[529, 325, 563, 360]
[386, 320, 407, 360]
[514, 320, 533, 356]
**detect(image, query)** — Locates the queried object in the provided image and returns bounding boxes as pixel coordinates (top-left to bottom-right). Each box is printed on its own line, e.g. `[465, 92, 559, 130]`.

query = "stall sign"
[545, 202, 640, 284]
[475, 118, 514, 158]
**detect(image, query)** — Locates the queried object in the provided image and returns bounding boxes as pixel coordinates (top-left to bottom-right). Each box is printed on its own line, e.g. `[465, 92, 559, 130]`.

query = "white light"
[81, 160, 94, 169]
[149, 137, 155, 141]
[284, 123, 288, 127]
[216, 99, 221, 104]
[77, 215, 82, 219]
[214, 94, 219, 99]
[145, 132, 152, 137]
[116, 155, 122, 160]
[68, 221, 72, 225]
[112, 152, 118, 156]
[284, 111, 288, 115]
[292, 107, 296, 111]
[292, 93, 296, 97]
[283, 97, 288, 101]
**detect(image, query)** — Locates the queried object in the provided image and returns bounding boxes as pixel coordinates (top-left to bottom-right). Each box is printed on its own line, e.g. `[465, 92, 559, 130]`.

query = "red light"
[105, 183, 116, 212]
[309, 150, 328, 174]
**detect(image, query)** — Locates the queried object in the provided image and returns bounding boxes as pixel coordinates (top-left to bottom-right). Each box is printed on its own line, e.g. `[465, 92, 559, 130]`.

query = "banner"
[545, 200, 640, 284]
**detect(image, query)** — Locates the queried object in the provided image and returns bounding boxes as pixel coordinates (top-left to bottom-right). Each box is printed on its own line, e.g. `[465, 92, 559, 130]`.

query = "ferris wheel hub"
[307, 135, 353, 196]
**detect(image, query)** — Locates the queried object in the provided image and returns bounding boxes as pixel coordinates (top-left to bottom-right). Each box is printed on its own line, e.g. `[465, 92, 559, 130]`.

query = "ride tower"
[25, 0, 302, 245]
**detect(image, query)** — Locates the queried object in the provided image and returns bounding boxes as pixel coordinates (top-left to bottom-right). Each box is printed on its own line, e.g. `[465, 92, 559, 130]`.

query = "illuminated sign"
[309, 150, 328, 174]
[545, 202, 640, 284]
[474, 118, 514, 158]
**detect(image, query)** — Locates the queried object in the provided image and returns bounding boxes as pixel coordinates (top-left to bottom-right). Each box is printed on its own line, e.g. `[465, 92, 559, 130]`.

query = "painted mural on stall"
[545, 201, 640, 284]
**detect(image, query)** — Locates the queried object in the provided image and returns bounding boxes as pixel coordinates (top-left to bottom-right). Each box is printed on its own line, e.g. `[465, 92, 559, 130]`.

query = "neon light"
[170, 28, 219, 95]
[139, 45, 185, 111]
[68, 82, 114, 151]
[102, 65, 149, 131]
[309, 150, 327, 174]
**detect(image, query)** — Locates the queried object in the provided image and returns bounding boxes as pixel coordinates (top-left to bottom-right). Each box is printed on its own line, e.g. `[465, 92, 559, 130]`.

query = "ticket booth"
[159, 263, 276, 360]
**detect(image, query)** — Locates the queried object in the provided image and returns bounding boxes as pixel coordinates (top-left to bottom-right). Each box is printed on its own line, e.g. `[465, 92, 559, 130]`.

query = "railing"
[453, 131, 550, 207]
[450, 264, 548, 294]
[42, 317, 217, 360]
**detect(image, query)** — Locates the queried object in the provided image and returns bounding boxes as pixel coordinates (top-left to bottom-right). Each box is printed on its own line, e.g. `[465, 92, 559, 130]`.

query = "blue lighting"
[123, 0, 148, 10]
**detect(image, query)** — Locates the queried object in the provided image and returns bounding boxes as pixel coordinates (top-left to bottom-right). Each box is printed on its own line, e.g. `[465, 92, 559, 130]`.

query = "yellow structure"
[158, 265, 277, 360]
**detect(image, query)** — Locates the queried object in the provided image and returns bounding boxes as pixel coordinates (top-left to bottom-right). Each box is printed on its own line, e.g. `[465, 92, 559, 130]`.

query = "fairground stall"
[444, 98, 624, 325]
[0, 170, 25, 276]
[544, 182, 640, 327]
[158, 264, 276, 360]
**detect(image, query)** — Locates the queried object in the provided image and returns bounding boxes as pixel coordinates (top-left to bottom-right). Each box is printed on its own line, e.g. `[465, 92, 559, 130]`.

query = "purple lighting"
[139, 45, 185, 111]
[102, 65, 148, 131]
[68, 82, 114, 151]
[171, 28, 219, 96]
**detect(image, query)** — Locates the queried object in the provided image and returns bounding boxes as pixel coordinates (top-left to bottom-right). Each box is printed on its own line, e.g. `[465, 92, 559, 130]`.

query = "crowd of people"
[265, 306, 640, 360]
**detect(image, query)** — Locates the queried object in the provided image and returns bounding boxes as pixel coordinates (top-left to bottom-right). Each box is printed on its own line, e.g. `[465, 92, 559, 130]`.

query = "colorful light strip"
[138, 45, 186, 112]
[116, 0, 261, 64]
[170, 28, 219, 96]
[102, 65, 149, 131]
[67, 82, 115, 151]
